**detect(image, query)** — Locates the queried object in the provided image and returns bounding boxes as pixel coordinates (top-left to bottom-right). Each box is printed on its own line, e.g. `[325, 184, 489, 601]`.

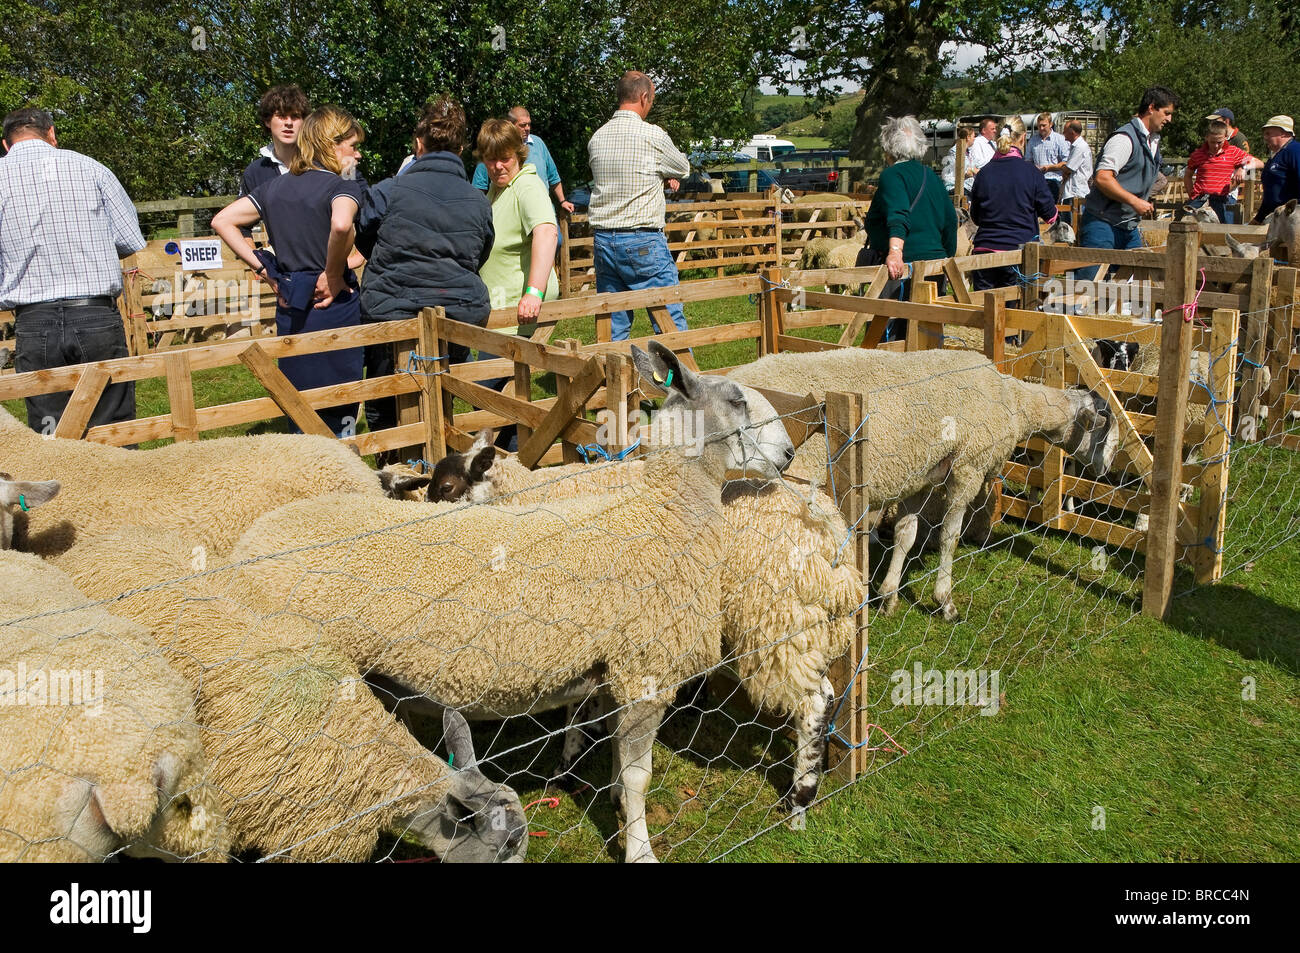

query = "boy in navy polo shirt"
[239, 85, 310, 197]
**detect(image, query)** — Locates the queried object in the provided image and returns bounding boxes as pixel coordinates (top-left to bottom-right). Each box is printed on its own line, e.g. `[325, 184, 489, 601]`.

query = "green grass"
[10, 294, 1299, 862]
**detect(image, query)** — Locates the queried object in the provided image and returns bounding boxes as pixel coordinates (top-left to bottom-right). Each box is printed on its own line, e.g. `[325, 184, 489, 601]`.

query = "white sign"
[178, 239, 224, 271]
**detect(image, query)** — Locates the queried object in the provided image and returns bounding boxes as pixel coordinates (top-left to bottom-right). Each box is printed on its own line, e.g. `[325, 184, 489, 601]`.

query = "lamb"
[226, 342, 795, 861]
[425, 435, 863, 811]
[0, 550, 230, 862]
[0, 404, 391, 556]
[728, 347, 1118, 620]
[53, 528, 528, 862]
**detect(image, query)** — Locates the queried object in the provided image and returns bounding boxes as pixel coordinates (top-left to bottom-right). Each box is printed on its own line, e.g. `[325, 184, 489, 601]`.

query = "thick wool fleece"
[0, 406, 383, 557]
[473, 457, 862, 719]
[53, 529, 458, 862]
[230, 450, 729, 714]
[728, 348, 1080, 505]
[0, 552, 228, 862]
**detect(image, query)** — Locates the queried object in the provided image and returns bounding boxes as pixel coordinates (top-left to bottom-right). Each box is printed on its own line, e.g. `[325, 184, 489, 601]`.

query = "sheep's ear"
[378, 468, 431, 497]
[1225, 234, 1246, 255]
[443, 708, 478, 771]
[469, 429, 495, 452]
[93, 780, 158, 840]
[634, 341, 698, 400]
[0, 479, 59, 510]
[468, 443, 496, 482]
[1286, 198, 1298, 216]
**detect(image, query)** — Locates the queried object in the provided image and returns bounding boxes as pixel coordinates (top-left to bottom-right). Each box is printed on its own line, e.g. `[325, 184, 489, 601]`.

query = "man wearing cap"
[0, 108, 145, 431]
[1237, 116, 1300, 224]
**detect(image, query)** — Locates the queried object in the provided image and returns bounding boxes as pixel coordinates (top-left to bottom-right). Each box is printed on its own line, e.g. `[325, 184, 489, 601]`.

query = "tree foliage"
[1, 0, 769, 199]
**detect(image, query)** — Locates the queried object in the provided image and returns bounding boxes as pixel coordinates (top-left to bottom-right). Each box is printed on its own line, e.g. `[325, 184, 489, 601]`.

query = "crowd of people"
[3, 79, 1299, 437]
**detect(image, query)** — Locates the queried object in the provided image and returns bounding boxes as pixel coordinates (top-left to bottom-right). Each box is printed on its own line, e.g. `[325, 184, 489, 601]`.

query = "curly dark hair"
[414, 96, 467, 154]
[258, 85, 310, 126]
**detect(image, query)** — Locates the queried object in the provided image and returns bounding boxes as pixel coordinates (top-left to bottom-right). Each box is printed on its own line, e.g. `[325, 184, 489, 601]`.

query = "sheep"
[1, 472, 60, 551]
[226, 342, 795, 861]
[424, 437, 863, 811]
[53, 528, 528, 863]
[0, 551, 229, 862]
[799, 236, 841, 271]
[727, 347, 1118, 620]
[0, 404, 392, 556]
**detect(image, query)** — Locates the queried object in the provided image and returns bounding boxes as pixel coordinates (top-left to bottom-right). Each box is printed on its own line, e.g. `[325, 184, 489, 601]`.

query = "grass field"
[6, 293, 1298, 863]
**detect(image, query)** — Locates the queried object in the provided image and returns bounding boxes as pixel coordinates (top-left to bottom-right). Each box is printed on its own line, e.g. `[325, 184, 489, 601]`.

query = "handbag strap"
[907, 167, 927, 212]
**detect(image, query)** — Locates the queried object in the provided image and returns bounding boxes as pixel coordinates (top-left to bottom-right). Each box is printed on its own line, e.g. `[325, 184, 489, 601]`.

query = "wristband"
[254, 264, 267, 276]
[524, 286, 544, 301]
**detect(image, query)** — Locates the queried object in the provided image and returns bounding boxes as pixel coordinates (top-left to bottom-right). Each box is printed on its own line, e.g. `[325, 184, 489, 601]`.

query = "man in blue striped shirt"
[0, 108, 145, 430]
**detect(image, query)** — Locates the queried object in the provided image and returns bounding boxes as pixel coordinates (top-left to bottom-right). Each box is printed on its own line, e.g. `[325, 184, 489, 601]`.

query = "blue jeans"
[14, 301, 134, 432]
[593, 231, 688, 340]
[1075, 210, 1144, 282]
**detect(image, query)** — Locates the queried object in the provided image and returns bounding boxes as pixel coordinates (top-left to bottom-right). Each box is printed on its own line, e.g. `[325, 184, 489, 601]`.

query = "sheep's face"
[0, 473, 60, 550]
[427, 431, 497, 503]
[125, 751, 230, 861]
[1176, 203, 1220, 225]
[632, 341, 794, 481]
[1264, 198, 1299, 263]
[1058, 389, 1119, 477]
[399, 709, 527, 862]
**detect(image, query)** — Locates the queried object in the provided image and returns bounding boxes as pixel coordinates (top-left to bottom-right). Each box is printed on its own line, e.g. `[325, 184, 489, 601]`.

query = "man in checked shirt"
[587, 71, 691, 340]
[0, 108, 145, 431]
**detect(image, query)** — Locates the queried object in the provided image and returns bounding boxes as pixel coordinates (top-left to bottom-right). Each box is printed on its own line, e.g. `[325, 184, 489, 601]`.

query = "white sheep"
[226, 342, 795, 862]
[0, 405, 394, 557]
[728, 347, 1118, 620]
[424, 436, 863, 812]
[0, 551, 229, 862]
[53, 528, 529, 863]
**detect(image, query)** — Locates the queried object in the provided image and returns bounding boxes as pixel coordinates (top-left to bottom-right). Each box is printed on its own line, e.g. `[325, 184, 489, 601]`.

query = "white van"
[735, 134, 798, 161]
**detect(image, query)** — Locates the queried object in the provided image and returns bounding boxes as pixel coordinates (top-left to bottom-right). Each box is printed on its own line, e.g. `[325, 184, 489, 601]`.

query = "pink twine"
[1166, 267, 1207, 323]
[864, 723, 909, 755]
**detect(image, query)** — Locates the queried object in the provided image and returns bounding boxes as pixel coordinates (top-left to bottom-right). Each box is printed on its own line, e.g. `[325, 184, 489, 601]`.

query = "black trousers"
[14, 301, 134, 432]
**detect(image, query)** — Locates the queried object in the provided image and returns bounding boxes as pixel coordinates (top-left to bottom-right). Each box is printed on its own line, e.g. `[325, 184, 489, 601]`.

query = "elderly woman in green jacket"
[858, 115, 958, 340]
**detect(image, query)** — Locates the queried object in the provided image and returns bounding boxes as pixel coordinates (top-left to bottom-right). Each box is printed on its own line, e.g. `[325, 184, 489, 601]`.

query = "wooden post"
[119, 265, 146, 357]
[1143, 221, 1198, 619]
[595, 312, 612, 343]
[417, 307, 446, 464]
[237, 343, 335, 438]
[983, 293, 1006, 370]
[559, 210, 572, 299]
[772, 195, 784, 270]
[53, 366, 111, 440]
[514, 352, 534, 451]
[1036, 313, 1066, 528]
[1237, 256, 1273, 439]
[178, 211, 196, 238]
[1266, 267, 1297, 442]
[910, 268, 942, 350]
[603, 352, 633, 456]
[164, 351, 199, 442]
[1192, 308, 1239, 584]
[824, 390, 869, 785]
[1020, 242, 1041, 312]
[953, 140, 966, 212]
[759, 266, 783, 356]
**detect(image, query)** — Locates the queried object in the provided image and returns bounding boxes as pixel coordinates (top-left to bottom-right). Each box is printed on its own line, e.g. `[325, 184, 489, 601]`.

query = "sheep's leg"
[786, 676, 835, 815]
[881, 498, 923, 616]
[935, 482, 981, 622]
[554, 695, 609, 787]
[610, 699, 665, 863]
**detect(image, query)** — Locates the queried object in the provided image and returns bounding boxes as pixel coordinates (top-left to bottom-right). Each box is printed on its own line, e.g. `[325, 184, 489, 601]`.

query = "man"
[1078, 86, 1178, 274]
[1026, 112, 1070, 203]
[473, 106, 574, 213]
[239, 85, 310, 196]
[1238, 116, 1300, 224]
[966, 118, 997, 182]
[586, 71, 691, 340]
[942, 125, 976, 196]
[0, 108, 145, 430]
[1059, 119, 1094, 218]
[1184, 119, 1250, 224]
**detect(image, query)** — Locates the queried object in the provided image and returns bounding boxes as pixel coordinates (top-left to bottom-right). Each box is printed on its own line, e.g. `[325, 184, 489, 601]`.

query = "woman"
[858, 115, 958, 341]
[943, 124, 977, 197]
[213, 106, 366, 438]
[968, 115, 1059, 292]
[354, 97, 495, 441]
[473, 118, 560, 404]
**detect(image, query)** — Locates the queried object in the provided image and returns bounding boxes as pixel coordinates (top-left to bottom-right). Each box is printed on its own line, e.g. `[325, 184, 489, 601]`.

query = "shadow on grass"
[1167, 568, 1300, 676]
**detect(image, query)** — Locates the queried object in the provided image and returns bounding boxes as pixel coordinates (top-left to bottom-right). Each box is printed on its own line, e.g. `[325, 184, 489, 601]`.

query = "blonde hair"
[996, 115, 1027, 155]
[475, 118, 528, 165]
[291, 106, 365, 175]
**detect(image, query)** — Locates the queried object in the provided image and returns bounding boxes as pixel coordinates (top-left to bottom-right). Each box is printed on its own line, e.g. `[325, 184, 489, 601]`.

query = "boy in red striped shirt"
[1184, 119, 1250, 222]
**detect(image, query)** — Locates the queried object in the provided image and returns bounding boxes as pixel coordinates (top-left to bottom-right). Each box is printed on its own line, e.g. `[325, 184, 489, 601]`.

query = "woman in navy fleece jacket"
[969, 115, 1059, 291]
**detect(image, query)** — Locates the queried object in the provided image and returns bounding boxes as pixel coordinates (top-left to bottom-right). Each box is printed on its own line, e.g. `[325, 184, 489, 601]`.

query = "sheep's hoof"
[940, 602, 960, 623]
[629, 849, 659, 864]
[881, 594, 900, 616]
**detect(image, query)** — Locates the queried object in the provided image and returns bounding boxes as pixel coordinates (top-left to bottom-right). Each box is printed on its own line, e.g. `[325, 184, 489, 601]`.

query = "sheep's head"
[122, 750, 230, 862]
[1263, 198, 1299, 263]
[397, 709, 528, 863]
[0, 473, 60, 550]
[1056, 388, 1119, 477]
[426, 431, 498, 503]
[1046, 217, 1076, 245]
[1176, 203, 1220, 225]
[1225, 234, 1266, 259]
[631, 340, 794, 482]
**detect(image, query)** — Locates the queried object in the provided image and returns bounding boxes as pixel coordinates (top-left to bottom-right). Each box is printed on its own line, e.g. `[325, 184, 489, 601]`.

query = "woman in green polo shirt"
[476, 118, 560, 322]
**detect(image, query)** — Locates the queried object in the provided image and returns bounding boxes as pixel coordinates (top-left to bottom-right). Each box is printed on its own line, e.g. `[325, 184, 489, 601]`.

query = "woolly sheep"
[0, 551, 229, 862]
[54, 528, 528, 863]
[426, 434, 862, 811]
[728, 347, 1119, 620]
[0, 404, 390, 557]
[227, 342, 795, 861]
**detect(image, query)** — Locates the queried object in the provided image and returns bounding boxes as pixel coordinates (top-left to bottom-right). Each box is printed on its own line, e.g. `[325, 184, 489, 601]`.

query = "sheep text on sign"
[178, 239, 223, 271]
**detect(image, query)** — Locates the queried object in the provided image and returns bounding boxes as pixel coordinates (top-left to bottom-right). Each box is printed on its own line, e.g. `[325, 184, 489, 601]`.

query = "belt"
[594, 226, 662, 233]
[14, 295, 116, 316]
